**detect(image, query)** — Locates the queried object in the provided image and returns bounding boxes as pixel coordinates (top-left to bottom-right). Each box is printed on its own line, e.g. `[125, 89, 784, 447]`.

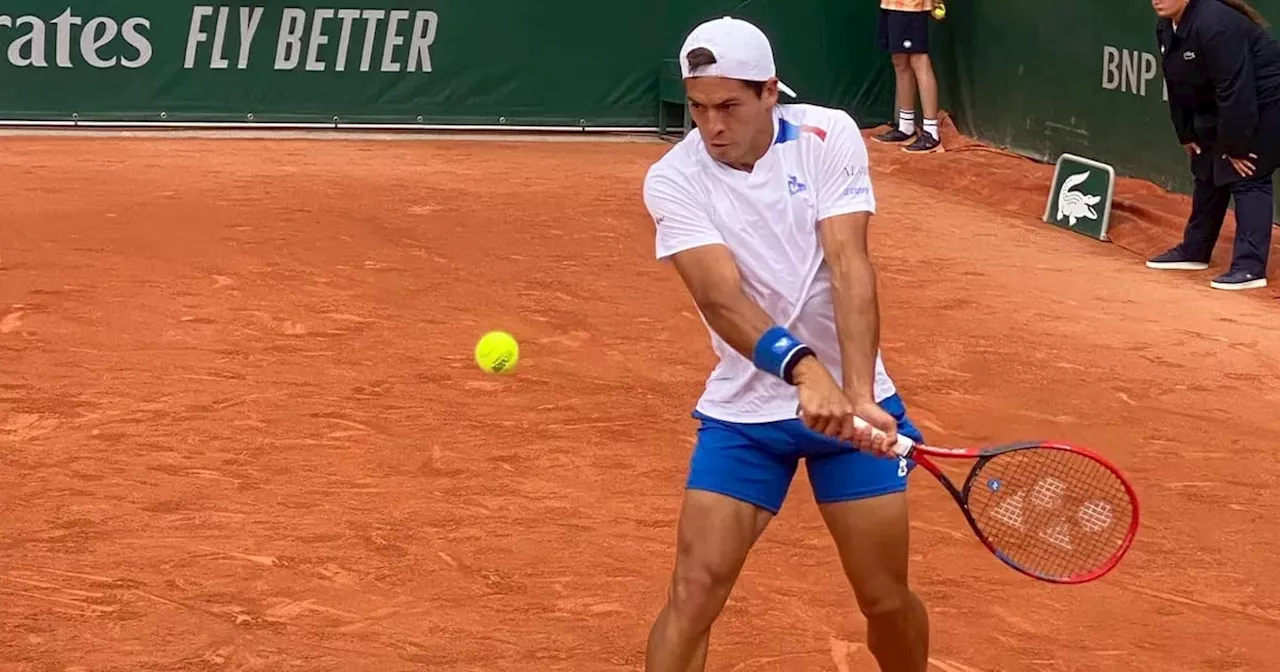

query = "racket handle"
[852, 415, 916, 456]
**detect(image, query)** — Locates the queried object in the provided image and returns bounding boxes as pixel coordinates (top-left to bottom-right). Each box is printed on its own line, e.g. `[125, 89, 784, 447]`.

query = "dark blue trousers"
[1181, 171, 1275, 277]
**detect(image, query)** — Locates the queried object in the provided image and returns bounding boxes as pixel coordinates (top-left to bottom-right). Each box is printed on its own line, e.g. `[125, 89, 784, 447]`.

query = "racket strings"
[965, 448, 1133, 581]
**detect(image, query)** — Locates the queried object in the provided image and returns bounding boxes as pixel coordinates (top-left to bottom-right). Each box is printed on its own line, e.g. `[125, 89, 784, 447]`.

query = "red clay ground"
[0, 126, 1276, 672]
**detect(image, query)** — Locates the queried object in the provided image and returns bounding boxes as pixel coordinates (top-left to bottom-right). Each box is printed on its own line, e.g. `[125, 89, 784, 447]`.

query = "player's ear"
[762, 79, 779, 105]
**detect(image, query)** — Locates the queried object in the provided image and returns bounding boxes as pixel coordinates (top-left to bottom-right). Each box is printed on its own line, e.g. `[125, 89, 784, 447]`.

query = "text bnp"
[184, 6, 439, 72]
[1101, 46, 1168, 101]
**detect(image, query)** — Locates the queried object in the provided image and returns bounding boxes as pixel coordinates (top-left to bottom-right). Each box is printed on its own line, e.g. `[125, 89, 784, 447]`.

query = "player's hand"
[849, 397, 900, 459]
[793, 357, 856, 441]
[1182, 142, 1201, 156]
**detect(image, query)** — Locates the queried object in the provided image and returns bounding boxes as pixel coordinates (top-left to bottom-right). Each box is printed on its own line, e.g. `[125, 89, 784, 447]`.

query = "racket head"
[919, 441, 1140, 584]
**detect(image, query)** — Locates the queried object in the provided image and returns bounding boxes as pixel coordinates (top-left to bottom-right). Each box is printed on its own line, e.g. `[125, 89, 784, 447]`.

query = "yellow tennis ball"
[931, 3, 946, 19]
[475, 331, 519, 374]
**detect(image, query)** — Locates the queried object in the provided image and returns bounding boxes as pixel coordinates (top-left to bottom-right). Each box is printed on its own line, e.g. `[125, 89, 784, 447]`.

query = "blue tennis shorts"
[687, 393, 925, 514]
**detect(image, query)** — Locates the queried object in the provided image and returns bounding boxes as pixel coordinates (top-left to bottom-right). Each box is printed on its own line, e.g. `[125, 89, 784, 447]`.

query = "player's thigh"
[672, 418, 797, 607]
[800, 394, 925, 608]
[670, 489, 774, 596]
[675, 416, 799, 584]
[817, 492, 912, 613]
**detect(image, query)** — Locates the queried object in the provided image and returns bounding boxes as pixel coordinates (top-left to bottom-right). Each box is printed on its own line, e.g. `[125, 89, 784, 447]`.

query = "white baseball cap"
[679, 16, 797, 98]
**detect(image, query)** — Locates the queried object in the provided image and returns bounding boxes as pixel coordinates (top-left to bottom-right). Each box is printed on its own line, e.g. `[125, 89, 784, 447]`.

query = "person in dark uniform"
[1146, 0, 1280, 290]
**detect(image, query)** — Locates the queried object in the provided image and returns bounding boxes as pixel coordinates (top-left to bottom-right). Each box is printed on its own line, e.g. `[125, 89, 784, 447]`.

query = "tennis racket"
[853, 417, 1140, 584]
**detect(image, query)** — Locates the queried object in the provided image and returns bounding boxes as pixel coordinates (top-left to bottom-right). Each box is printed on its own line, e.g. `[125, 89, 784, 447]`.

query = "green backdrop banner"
[932, 0, 1280, 218]
[0, 1, 895, 128]
[0, 1, 662, 126]
[3, 0, 1271, 220]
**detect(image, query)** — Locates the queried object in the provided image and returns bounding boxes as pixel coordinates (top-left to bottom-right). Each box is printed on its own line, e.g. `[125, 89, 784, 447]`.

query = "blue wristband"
[752, 326, 815, 384]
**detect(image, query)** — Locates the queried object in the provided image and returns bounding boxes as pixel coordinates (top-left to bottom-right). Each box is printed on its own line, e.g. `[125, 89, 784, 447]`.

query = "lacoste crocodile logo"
[1056, 171, 1101, 227]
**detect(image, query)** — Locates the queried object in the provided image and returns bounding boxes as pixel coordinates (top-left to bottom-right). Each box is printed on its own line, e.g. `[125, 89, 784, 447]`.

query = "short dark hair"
[684, 47, 766, 97]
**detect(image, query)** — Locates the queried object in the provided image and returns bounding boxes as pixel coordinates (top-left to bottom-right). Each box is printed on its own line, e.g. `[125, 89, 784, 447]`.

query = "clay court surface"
[2, 122, 1278, 671]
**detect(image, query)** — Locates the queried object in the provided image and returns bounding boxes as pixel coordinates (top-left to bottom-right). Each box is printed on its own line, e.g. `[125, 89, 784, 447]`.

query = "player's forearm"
[695, 290, 778, 362]
[828, 255, 880, 402]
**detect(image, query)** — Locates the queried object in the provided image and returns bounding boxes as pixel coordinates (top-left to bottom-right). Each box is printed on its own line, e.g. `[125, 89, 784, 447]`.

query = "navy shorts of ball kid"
[686, 393, 925, 515]
[877, 9, 930, 55]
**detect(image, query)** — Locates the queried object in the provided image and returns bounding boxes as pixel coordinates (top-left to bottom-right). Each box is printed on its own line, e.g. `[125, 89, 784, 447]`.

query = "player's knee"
[856, 582, 913, 620]
[667, 562, 733, 625]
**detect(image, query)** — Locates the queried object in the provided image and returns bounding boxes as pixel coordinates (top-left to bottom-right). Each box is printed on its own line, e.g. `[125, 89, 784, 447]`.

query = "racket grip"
[852, 415, 916, 456]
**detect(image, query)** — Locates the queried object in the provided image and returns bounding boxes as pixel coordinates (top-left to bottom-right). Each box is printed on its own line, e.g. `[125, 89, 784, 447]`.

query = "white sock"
[898, 109, 916, 135]
[923, 118, 939, 140]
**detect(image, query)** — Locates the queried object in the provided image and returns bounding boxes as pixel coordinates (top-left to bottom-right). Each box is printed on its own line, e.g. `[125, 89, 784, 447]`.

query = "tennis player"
[640, 16, 930, 672]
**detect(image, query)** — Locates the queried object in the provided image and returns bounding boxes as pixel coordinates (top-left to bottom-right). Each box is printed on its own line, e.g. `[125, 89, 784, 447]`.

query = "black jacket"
[1157, 0, 1280, 167]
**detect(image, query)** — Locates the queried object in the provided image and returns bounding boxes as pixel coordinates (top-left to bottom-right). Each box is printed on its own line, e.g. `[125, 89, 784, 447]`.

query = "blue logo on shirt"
[788, 175, 807, 196]
[842, 185, 869, 198]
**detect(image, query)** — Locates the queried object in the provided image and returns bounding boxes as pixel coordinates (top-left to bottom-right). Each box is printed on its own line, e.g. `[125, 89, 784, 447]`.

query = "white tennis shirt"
[643, 102, 898, 424]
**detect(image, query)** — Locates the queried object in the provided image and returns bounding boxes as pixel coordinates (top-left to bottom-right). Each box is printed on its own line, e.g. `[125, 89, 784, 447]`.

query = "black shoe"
[873, 128, 915, 144]
[1145, 246, 1209, 270]
[1210, 268, 1267, 290]
[903, 132, 942, 153]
